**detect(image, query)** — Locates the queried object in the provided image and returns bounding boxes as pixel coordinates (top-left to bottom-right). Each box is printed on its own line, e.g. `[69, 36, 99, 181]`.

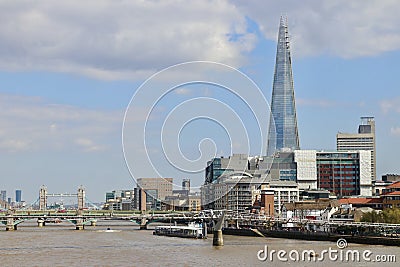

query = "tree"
[361, 208, 400, 224]
[361, 210, 382, 223]
[381, 208, 400, 224]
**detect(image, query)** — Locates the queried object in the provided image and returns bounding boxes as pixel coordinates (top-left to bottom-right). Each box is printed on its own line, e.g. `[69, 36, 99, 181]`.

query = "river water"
[1, 221, 399, 267]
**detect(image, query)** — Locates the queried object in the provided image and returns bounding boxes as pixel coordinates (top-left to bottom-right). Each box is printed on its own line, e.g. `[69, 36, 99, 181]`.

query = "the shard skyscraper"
[266, 16, 300, 156]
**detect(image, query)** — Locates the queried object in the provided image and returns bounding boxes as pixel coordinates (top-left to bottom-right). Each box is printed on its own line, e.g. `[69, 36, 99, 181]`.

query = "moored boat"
[153, 222, 207, 239]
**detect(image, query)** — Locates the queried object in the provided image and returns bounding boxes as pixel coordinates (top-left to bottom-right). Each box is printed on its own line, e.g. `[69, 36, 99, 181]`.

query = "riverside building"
[337, 117, 376, 182]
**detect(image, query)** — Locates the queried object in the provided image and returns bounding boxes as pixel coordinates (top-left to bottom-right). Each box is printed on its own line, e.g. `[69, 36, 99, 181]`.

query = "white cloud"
[0, 0, 256, 80]
[232, 0, 400, 58]
[0, 139, 30, 152]
[380, 97, 400, 114]
[297, 98, 337, 108]
[74, 138, 104, 152]
[390, 127, 400, 136]
[1, 1, 399, 80]
[174, 88, 191, 95]
[0, 93, 122, 152]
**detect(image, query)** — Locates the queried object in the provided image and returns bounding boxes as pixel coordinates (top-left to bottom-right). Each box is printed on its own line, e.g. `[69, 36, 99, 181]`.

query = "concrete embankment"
[222, 228, 261, 237]
[262, 230, 400, 246]
[222, 228, 400, 246]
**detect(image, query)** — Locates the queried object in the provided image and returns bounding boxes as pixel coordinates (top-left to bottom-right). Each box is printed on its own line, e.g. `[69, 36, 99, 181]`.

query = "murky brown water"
[0, 221, 398, 266]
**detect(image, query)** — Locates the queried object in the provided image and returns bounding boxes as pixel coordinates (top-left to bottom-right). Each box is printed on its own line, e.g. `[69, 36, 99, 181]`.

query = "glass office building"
[267, 16, 300, 156]
[15, 189, 22, 203]
[317, 151, 372, 197]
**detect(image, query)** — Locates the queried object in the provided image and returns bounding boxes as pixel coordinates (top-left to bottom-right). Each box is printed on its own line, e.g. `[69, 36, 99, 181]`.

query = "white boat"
[97, 228, 121, 233]
[153, 222, 206, 239]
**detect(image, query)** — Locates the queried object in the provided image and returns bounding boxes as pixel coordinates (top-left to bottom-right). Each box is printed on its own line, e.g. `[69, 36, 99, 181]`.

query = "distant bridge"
[38, 185, 86, 210]
[1, 210, 400, 233]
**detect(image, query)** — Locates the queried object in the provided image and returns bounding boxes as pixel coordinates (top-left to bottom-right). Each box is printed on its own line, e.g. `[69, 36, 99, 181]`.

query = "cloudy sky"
[1, 0, 400, 203]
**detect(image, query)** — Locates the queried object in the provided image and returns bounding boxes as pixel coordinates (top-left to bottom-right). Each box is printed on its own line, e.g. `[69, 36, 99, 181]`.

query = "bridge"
[0, 210, 210, 231]
[0, 209, 230, 231]
[1, 209, 400, 235]
[38, 185, 86, 210]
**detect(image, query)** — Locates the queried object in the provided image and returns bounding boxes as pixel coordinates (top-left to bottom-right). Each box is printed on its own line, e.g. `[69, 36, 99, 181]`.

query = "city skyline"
[1, 1, 400, 202]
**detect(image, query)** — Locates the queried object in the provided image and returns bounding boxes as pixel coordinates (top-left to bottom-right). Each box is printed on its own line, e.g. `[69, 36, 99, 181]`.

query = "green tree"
[381, 208, 400, 224]
[361, 210, 382, 223]
[361, 208, 400, 223]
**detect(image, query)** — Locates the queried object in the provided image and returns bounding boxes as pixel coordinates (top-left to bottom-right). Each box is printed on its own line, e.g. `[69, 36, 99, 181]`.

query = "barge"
[153, 222, 207, 239]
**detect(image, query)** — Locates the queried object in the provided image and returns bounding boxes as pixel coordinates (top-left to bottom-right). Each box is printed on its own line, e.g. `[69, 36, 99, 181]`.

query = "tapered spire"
[267, 16, 300, 156]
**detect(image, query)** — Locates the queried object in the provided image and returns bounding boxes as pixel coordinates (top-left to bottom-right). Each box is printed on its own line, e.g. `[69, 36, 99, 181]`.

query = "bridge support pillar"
[37, 219, 45, 227]
[212, 211, 225, 246]
[75, 217, 84, 230]
[6, 216, 15, 231]
[212, 230, 223, 246]
[139, 217, 147, 230]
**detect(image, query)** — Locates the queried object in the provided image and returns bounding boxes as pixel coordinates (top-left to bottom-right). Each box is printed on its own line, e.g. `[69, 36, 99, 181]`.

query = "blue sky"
[1, 1, 400, 203]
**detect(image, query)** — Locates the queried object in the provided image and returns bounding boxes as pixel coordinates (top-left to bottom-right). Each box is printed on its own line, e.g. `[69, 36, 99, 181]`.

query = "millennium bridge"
[0, 210, 206, 231]
[1, 209, 400, 236]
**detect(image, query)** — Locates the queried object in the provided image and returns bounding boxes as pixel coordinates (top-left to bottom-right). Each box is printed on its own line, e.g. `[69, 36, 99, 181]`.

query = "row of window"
[319, 181, 358, 185]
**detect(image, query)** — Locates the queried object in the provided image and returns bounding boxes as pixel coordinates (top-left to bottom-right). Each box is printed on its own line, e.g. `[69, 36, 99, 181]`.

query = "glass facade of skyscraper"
[15, 189, 22, 203]
[267, 17, 299, 156]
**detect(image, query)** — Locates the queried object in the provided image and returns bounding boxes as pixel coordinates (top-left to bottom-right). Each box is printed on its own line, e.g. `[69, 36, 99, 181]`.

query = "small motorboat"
[97, 227, 121, 233]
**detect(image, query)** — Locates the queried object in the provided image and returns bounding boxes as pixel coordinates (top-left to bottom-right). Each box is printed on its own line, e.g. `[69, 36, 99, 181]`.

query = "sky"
[1, 0, 400, 203]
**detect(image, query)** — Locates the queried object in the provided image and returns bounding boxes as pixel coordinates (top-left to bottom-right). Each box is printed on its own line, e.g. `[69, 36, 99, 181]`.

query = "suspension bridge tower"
[39, 186, 47, 211]
[77, 186, 85, 210]
[38, 186, 86, 210]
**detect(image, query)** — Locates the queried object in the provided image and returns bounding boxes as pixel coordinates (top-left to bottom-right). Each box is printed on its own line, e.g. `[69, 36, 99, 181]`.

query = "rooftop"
[385, 181, 400, 189]
[381, 191, 400, 196]
[339, 197, 383, 205]
[284, 200, 339, 211]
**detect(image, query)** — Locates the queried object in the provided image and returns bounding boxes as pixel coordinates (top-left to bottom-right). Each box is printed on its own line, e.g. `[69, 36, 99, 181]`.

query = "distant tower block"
[77, 186, 85, 210]
[15, 190, 22, 203]
[139, 189, 147, 211]
[182, 179, 190, 192]
[39, 186, 48, 210]
[267, 16, 300, 156]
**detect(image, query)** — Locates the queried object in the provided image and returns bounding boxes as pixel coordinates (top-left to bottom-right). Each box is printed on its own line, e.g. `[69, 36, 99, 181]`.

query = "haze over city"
[1, 0, 400, 203]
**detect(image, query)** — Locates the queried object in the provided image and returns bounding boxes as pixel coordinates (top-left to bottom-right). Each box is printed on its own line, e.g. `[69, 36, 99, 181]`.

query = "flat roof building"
[317, 151, 372, 197]
[337, 117, 376, 182]
[137, 178, 173, 201]
[382, 174, 400, 182]
[136, 178, 173, 210]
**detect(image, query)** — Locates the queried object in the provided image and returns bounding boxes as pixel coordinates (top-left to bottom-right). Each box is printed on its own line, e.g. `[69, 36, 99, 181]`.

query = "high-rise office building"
[136, 178, 173, 210]
[267, 16, 300, 156]
[205, 154, 249, 184]
[337, 117, 376, 182]
[182, 179, 190, 192]
[317, 151, 372, 197]
[15, 189, 22, 203]
[0, 190, 6, 202]
[137, 178, 173, 201]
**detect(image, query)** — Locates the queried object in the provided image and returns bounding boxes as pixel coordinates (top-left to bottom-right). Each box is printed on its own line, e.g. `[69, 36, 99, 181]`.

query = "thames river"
[1, 221, 399, 267]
